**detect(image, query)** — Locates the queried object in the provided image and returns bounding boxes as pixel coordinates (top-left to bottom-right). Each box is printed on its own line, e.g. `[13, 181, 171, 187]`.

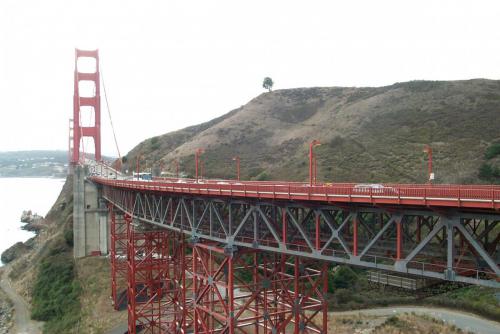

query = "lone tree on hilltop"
[263, 77, 274, 92]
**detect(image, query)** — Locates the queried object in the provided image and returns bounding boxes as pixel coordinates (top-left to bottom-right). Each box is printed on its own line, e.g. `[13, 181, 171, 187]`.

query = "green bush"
[335, 288, 353, 304]
[332, 265, 358, 289]
[63, 228, 73, 247]
[150, 136, 161, 151]
[31, 251, 81, 333]
[478, 163, 500, 182]
[254, 171, 270, 181]
[485, 143, 500, 159]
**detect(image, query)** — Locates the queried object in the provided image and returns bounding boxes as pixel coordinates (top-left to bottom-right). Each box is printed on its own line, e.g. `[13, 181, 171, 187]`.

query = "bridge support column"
[127, 225, 174, 334]
[445, 218, 457, 280]
[109, 206, 129, 310]
[190, 241, 328, 334]
[73, 165, 86, 258]
[73, 165, 110, 258]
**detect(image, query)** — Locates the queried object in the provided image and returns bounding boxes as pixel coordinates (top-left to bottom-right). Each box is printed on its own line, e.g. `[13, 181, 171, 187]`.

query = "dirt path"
[0, 275, 43, 334]
[107, 305, 500, 334]
[333, 306, 500, 334]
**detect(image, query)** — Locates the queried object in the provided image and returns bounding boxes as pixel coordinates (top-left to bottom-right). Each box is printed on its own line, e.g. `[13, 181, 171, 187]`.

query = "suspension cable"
[101, 65, 122, 161]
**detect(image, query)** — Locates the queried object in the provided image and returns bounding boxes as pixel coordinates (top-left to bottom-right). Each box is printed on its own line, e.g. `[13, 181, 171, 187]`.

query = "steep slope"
[124, 79, 500, 184]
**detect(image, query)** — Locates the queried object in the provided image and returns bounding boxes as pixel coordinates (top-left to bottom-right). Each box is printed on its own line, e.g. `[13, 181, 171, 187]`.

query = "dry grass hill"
[124, 79, 500, 184]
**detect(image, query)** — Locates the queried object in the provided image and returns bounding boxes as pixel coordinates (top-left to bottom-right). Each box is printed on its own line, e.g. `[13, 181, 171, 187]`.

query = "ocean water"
[0, 177, 65, 263]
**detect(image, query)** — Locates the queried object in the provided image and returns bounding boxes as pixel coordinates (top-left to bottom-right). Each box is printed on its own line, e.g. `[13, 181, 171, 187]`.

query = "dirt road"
[106, 305, 500, 334]
[0, 275, 43, 334]
[333, 306, 500, 334]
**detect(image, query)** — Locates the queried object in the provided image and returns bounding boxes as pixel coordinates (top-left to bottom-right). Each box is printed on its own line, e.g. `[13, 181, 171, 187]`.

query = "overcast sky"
[1, 0, 499, 156]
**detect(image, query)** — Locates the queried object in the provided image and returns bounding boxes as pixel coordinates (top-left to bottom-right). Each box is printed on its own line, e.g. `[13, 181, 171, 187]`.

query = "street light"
[314, 155, 318, 184]
[309, 140, 321, 186]
[173, 158, 179, 178]
[195, 148, 204, 182]
[159, 160, 164, 177]
[423, 145, 434, 184]
[232, 156, 240, 181]
[135, 153, 143, 180]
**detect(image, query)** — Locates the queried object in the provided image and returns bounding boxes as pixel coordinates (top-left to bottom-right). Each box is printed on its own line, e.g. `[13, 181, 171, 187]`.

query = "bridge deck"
[92, 176, 500, 210]
[89, 168, 500, 288]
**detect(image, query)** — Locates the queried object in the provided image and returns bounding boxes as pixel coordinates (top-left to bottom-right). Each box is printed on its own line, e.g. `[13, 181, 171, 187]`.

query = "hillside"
[123, 79, 500, 184]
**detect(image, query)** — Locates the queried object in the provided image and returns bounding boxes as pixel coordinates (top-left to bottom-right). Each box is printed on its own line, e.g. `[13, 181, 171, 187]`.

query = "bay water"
[0, 177, 65, 264]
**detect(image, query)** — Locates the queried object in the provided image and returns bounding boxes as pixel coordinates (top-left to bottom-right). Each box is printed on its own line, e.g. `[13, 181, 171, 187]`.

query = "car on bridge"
[132, 172, 152, 181]
[353, 183, 399, 195]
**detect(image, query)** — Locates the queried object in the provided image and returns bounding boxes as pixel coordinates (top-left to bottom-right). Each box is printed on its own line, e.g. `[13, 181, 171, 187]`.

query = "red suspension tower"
[72, 49, 101, 163]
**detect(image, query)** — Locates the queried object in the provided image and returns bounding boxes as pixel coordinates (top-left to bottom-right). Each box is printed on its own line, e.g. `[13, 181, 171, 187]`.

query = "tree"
[262, 77, 274, 92]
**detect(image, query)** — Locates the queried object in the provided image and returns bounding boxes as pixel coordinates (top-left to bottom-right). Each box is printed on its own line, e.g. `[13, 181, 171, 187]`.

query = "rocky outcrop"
[20, 210, 45, 232]
[1, 241, 33, 265]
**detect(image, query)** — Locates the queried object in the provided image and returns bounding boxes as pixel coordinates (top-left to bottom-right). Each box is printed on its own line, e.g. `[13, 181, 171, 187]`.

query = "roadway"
[92, 175, 500, 210]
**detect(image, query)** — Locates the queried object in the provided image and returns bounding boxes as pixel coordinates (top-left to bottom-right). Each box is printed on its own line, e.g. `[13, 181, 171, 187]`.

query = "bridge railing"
[91, 175, 500, 209]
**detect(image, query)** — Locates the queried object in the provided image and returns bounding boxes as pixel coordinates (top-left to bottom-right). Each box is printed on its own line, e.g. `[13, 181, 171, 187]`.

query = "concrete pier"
[73, 165, 109, 258]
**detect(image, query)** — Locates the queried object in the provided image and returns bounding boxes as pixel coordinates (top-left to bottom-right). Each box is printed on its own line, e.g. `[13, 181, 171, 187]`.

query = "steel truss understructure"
[104, 186, 500, 290]
[109, 207, 129, 310]
[105, 181, 499, 333]
[109, 204, 327, 334]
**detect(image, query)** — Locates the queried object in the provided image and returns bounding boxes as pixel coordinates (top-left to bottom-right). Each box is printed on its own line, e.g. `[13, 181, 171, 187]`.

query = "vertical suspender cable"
[101, 65, 122, 161]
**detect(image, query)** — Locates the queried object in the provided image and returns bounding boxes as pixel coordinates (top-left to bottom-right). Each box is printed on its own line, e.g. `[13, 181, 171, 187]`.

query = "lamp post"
[232, 156, 240, 181]
[174, 159, 179, 178]
[159, 160, 164, 177]
[314, 155, 318, 184]
[135, 153, 143, 180]
[195, 148, 204, 182]
[309, 140, 321, 186]
[423, 145, 433, 184]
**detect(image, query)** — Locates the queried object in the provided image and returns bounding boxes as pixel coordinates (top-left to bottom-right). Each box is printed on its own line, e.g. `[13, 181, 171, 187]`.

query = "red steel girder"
[109, 205, 129, 310]
[72, 49, 101, 163]
[127, 226, 181, 334]
[191, 242, 328, 334]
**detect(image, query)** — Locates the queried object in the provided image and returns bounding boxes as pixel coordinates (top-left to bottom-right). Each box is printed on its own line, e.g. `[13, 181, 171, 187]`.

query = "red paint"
[195, 148, 204, 181]
[309, 140, 320, 186]
[396, 220, 402, 260]
[424, 144, 433, 184]
[233, 156, 240, 181]
[94, 176, 500, 210]
[353, 216, 358, 256]
[72, 49, 101, 164]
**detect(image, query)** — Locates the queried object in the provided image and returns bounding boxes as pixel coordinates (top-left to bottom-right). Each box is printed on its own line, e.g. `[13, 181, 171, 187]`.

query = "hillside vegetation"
[123, 79, 500, 184]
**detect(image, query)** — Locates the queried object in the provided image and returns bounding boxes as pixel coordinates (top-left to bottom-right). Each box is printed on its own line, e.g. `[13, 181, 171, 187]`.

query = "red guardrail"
[92, 176, 500, 210]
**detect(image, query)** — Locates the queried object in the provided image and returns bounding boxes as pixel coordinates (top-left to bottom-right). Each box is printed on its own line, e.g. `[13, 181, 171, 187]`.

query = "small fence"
[368, 271, 436, 290]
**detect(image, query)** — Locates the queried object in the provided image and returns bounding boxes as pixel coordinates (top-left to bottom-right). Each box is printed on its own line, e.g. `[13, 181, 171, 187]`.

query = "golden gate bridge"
[70, 49, 500, 334]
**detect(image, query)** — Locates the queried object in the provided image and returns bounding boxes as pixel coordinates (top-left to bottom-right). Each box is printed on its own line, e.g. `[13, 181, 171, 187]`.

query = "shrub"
[254, 171, 270, 181]
[31, 251, 81, 333]
[332, 265, 358, 289]
[150, 136, 161, 151]
[478, 163, 500, 182]
[485, 143, 500, 159]
[335, 288, 353, 304]
[63, 228, 73, 247]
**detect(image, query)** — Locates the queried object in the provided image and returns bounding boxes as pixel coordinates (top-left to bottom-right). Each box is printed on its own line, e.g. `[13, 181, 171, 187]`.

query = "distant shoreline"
[0, 176, 66, 179]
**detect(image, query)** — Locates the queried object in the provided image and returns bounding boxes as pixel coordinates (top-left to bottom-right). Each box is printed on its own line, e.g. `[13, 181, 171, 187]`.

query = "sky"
[1, 0, 500, 156]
